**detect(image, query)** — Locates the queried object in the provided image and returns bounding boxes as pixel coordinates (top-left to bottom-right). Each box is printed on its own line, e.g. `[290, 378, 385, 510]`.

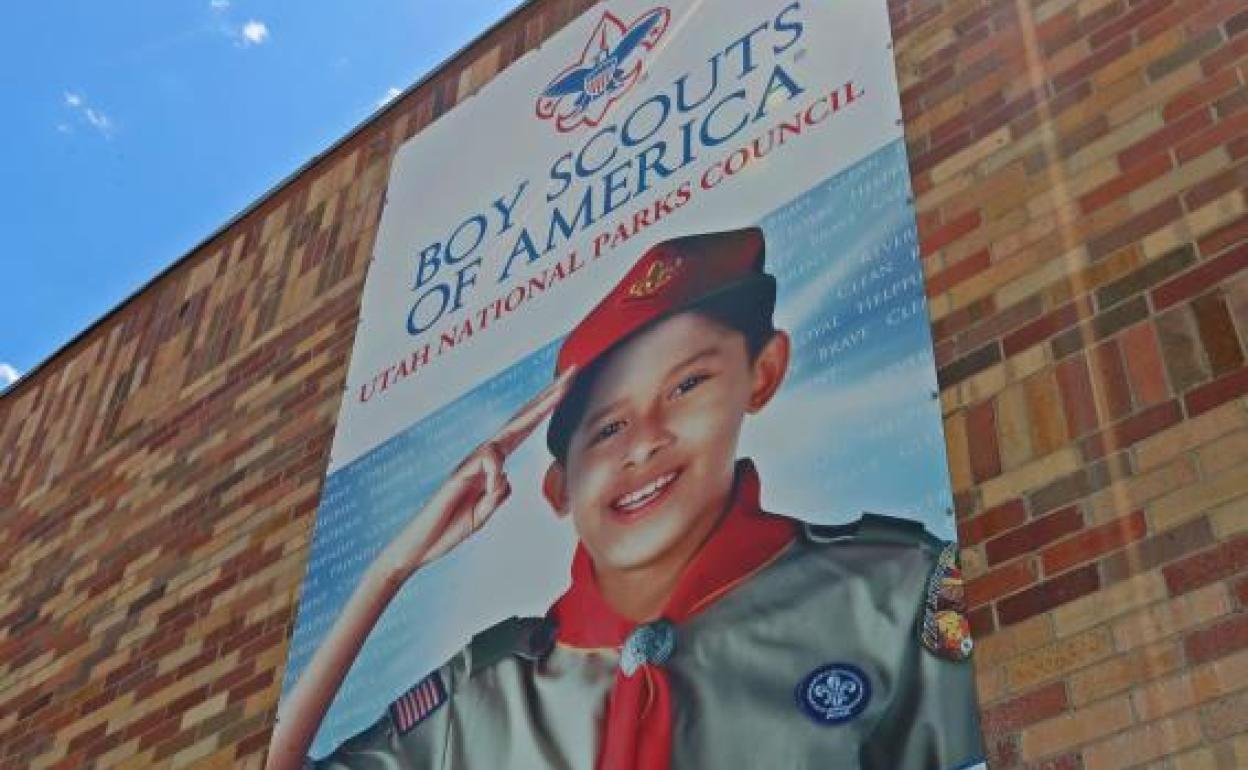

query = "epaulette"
[802, 512, 945, 551]
[467, 616, 557, 675]
[919, 542, 973, 662]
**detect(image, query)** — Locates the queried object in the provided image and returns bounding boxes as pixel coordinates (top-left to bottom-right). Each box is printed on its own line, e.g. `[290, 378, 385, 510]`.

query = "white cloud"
[85, 108, 113, 134]
[240, 20, 269, 46]
[210, 0, 230, 9]
[0, 363, 20, 389]
[61, 90, 115, 138]
[378, 87, 402, 107]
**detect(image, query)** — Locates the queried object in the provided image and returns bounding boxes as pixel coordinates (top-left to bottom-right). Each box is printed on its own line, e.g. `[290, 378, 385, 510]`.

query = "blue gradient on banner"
[287, 138, 954, 756]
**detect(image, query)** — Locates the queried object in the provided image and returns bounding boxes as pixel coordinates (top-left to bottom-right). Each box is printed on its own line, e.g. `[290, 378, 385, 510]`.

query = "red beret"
[556, 227, 771, 375]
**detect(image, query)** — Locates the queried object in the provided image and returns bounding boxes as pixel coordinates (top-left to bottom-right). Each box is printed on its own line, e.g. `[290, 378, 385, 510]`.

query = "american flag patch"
[388, 672, 448, 734]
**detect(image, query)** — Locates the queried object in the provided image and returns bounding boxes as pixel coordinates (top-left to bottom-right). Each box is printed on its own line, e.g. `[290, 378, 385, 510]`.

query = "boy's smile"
[543, 311, 789, 609]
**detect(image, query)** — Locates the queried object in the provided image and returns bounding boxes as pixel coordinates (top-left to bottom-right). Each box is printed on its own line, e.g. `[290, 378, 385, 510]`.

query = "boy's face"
[544, 311, 789, 578]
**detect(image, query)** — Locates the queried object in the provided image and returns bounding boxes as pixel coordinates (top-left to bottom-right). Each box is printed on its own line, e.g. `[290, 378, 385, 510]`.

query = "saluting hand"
[375, 368, 576, 584]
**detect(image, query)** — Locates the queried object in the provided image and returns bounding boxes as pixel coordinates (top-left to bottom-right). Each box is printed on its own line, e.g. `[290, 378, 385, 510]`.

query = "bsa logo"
[536, 7, 671, 133]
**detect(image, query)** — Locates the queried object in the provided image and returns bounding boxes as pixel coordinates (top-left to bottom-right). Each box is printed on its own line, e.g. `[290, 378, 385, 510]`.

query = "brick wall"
[0, 0, 1245, 767]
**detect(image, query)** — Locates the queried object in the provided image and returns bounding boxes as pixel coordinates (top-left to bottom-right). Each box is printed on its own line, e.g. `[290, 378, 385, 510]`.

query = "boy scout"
[267, 228, 986, 770]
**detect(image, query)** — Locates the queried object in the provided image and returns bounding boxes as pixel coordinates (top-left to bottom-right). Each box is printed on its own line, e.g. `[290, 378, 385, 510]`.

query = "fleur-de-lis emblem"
[627, 257, 681, 300]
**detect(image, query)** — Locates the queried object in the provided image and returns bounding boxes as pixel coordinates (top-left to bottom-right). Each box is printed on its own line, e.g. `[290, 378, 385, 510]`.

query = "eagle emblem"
[537, 8, 670, 133]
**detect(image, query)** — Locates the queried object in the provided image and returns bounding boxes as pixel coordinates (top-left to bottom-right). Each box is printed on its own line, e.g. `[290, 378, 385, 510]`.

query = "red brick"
[1177, 110, 1248, 163]
[1087, 197, 1184, 260]
[967, 559, 1040, 607]
[1185, 364, 1248, 416]
[1080, 153, 1173, 214]
[960, 498, 1028, 546]
[968, 399, 1002, 483]
[1162, 66, 1241, 121]
[922, 209, 983, 256]
[1119, 109, 1214, 169]
[1185, 613, 1248, 665]
[1192, 291, 1246, 375]
[1234, 575, 1248, 608]
[1163, 536, 1248, 595]
[980, 681, 1070, 733]
[1088, 0, 1172, 49]
[1080, 399, 1184, 460]
[1153, 242, 1248, 310]
[1183, 158, 1248, 212]
[1055, 353, 1101, 437]
[986, 506, 1085, 565]
[1120, 322, 1171, 405]
[1198, 213, 1248, 260]
[998, 564, 1101, 625]
[1003, 297, 1093, 357]
[1090, 338, 1133, 420]
[1041, 510, 1148, 575]
[1052, 33, 1133, 94]
[928, 248, 992, 296]
[1202, 24, 1248, 76]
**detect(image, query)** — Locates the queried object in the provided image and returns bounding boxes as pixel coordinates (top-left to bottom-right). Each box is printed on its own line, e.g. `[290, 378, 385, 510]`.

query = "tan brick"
[1135, 400, 1248, 472]
[1067, 110, 1165, 175]
[1187, 189, 1247, 243]
[1093, 29, 1185, 91]
[944, 410, 974, 492]
[1083, 713, 1204, 770]
[1148, 462, 1248, 532]
[1020, 695, 1134, 760]
[1069, 641, 1184, 707]
[1005, 627, 1115, 691]
[932, 127, 1012, 185]
[1089, 455, 1199, 525]
[995, 252, 1080, 309]
[1111, 583, 1233, 650]
[1129, 147, 1227, 215]
[977, 614, 1056, 666]
[1131, 648, 1248, 722]
[1171, 746, 1220, 770]
[980, 447, 1083, 510]
[1105, 61, 1204, 127]
[1197, 429, 1248, 478]
[1054, 572, 1169, 638]
[1210, 497, 1248, 538]
[976, 662, 1009, 704]
[998, 383, 1034, 470]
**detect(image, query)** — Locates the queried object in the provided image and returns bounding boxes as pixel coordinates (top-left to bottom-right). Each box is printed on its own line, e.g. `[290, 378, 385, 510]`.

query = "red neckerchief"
[548, 460, 796, 770]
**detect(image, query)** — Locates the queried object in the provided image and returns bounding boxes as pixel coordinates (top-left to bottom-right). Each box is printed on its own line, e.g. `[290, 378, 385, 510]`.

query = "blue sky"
[0, 0, 524, 389]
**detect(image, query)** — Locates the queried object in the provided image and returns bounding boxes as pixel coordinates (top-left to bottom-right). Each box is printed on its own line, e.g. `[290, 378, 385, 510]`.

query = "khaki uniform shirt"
[311, 515, 986, 770]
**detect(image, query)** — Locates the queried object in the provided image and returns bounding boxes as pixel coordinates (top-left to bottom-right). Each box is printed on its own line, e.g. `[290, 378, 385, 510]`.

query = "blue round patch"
[796, 663, 872, 725]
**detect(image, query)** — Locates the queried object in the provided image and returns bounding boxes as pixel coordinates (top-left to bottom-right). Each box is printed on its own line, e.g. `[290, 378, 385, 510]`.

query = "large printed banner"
[270, 2, 987, 769]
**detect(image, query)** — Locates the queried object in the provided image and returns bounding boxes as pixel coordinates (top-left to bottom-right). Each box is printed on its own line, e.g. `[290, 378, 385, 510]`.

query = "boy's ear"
[542, 462, 570, 517]
[747, 330, 791, 413]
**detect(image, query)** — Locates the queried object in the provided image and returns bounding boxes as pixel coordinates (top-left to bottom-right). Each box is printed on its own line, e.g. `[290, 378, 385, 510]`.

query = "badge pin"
[626, 256, 682, 300]
[796, 663, 872, 725]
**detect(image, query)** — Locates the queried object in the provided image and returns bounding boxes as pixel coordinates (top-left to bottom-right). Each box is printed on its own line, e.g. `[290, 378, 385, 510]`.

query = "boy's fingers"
[494, 368, 577, 455]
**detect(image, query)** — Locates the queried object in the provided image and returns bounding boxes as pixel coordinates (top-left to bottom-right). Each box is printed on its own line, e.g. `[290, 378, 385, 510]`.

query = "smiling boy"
[267, 228, 986, 770]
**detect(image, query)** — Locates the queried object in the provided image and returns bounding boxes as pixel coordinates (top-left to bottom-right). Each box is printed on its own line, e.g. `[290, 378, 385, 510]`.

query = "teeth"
[615, 472, 677, 510]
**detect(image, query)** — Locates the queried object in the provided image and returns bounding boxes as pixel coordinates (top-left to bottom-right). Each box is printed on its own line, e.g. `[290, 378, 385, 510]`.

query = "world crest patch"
[795, 663, 872, 725]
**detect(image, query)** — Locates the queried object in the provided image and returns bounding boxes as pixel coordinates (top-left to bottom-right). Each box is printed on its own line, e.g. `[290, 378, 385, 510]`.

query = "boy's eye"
[592, 419, 626, 443]
[672, 373, 710, 397]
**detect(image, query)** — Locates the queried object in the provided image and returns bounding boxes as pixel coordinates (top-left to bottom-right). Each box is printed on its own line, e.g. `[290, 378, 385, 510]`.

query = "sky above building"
[0, 0, 524, 390]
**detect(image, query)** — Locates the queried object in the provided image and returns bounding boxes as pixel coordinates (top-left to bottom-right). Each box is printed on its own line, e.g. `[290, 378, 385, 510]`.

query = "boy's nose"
[623, 415, 673, 467]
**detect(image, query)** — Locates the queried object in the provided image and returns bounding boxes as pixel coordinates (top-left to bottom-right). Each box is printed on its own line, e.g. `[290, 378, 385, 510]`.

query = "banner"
[268, 2, 986, 768]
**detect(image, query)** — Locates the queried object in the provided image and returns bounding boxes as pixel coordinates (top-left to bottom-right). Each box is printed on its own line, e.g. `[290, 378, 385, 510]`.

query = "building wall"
[1, 0, 1245, 767]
